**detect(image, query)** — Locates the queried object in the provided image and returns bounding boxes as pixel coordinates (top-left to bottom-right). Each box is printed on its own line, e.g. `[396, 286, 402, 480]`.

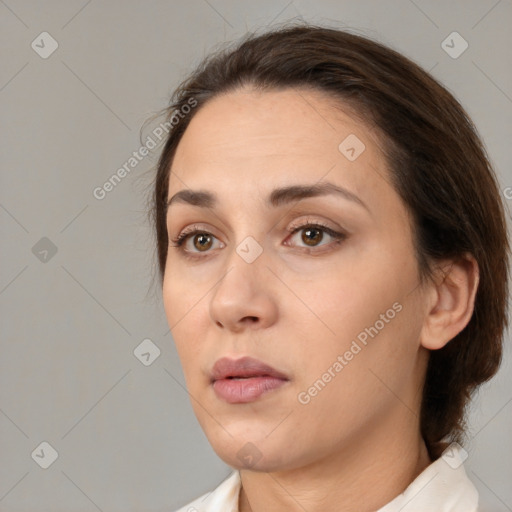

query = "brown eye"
[170, 227, 222, 255]
[193, 233, 213, 251]
[286, 221, 346, 252]
[301, 227, 324, 246]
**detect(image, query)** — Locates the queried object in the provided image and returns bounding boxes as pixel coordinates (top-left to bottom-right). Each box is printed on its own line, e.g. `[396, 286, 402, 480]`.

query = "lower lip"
[212, 376, 288, 403]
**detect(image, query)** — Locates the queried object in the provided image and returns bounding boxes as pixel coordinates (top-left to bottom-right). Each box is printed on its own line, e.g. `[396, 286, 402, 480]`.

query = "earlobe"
[420, 254, 479, 351]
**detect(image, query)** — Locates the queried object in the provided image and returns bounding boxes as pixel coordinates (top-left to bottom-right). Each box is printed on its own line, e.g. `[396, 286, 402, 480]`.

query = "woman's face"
[163, 87, 431, 471]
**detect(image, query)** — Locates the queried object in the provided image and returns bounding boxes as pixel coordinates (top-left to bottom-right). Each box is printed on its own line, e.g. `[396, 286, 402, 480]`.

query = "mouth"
[210, 356, 290, 404]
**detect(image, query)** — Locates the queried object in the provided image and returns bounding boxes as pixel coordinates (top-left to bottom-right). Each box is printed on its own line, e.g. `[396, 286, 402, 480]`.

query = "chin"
[203, 426, 303, 472]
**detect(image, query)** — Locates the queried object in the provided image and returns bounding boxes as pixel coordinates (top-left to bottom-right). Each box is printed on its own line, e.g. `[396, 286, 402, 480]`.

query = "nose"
[209, 249, 279, 332]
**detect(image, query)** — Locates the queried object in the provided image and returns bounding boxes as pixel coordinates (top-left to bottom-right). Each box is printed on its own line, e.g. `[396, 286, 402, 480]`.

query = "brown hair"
[148, 22, 510, 461]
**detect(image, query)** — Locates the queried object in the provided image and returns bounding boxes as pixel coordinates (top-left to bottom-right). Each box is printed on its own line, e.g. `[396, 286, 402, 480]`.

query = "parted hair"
[149, 22, 510, 461]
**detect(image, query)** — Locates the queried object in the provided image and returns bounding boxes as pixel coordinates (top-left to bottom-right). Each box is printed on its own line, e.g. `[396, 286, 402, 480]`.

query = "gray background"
[1, 1, 511, 511]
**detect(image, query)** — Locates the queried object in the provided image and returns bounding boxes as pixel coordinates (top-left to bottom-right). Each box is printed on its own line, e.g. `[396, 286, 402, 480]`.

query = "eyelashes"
[169, 220, 347, 260]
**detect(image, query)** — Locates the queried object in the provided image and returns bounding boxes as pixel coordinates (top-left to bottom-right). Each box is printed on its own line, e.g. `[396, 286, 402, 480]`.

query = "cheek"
[299, 270, 393, 346]
[162, 262, 197, 324]
[162, 272, 203, 365]
[292, 301, 421, 442]
[294, 248, 419, 380]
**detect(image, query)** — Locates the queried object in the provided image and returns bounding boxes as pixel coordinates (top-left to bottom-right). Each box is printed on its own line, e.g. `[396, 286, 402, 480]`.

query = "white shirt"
[174, 444, 478, 511]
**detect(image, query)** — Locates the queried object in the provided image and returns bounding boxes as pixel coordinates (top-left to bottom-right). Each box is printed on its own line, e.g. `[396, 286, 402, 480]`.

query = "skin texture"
[162, 87, 479, 512]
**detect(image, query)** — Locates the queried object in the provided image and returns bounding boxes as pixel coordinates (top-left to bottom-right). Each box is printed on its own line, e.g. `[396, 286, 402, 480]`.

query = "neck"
[238, 408, 432, 512]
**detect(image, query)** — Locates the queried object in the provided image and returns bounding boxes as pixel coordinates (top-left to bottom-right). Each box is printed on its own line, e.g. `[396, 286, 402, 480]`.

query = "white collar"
[175, 444, 478, 512]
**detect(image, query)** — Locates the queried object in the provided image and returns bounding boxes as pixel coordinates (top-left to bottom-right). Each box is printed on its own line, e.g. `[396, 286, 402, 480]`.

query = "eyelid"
[286, 216, 340, 234]
[284, 218, 347, 251]
[170, 223, 223, 248]
[173, 223, 212, 239]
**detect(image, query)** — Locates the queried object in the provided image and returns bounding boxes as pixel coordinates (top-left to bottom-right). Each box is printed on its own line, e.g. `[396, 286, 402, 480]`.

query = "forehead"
[167, 87, 391, 213]
[173, 87, 371, 166]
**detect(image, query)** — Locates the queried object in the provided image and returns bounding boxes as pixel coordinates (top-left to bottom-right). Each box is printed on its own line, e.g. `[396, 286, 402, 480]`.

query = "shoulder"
[173, 470, 241, 512]
[173, 491, 210, 512]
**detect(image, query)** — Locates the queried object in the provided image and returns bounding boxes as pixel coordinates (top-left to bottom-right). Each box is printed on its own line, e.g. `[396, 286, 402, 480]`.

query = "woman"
[149, 23, 510, 511]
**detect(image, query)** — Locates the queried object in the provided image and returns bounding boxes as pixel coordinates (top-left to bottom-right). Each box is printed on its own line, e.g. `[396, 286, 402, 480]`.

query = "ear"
[420, 253, 479, 350]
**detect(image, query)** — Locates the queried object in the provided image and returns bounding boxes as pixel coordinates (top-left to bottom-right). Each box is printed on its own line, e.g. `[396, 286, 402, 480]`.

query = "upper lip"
[210, 356, 289, 382]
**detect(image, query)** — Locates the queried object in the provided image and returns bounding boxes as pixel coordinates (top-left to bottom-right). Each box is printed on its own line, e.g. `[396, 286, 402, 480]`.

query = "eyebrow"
[166, 182, 369, 213]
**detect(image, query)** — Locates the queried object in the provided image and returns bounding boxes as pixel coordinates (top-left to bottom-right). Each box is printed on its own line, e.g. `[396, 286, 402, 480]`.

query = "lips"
[210, 356, 289, 382]
[210, 356, 290, 404]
